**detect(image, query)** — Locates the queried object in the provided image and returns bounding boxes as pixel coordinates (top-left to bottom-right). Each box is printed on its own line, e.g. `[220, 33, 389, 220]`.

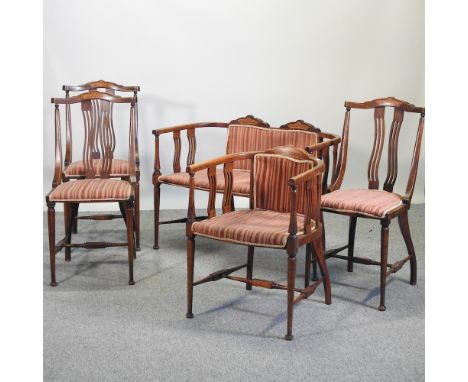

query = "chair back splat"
[331, 97, 425, 206]
[321, 97, 424, 312]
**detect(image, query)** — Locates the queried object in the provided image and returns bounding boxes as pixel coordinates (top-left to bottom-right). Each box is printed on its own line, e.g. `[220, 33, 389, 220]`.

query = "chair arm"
[153, 122, 230, 177]
[288, 159, 324, 236]
[187, 151, 260, 174]
[152, 122, 228, 137]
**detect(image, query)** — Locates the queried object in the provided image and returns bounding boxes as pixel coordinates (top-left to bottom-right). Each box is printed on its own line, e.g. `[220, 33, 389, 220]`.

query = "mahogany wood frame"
[61, 80, 141, 250]
[152, 116, 341, 249]
[45, 91, 138, 286]
[319, 97, 425, 311]
[185, 147, 331, 340]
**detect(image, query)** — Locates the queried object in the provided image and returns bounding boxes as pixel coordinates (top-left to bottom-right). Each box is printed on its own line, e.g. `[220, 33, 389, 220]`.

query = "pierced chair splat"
[45, 91, 138, 286]
[61, 80, 141, 250]
[318, 97, 425, 311]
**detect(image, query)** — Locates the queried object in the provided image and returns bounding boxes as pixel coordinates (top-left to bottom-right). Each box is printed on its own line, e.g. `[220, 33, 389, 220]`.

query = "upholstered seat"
[159, 169, 251, 196]
[192, 209, 315, 248]
[48, 179, 132, 202]
[321, 189, 403, 218]
[64, 159, 129, 177]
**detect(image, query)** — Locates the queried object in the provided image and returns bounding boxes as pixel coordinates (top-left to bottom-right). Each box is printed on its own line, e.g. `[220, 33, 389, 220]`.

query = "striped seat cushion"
[158, 169, 251, 196]
[321, 189, 403, 218]
[226, 124, 318, 170]
[48, 179, 132, 202]
[192, 209, 315, 248]
[64, 159, 129, 177]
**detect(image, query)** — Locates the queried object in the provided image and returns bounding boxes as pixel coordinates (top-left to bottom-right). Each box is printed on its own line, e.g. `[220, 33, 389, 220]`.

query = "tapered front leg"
[379, 220, 390, 311]
[135, 182, 141, 251]
[125, 201, 135, 285]
[246, 246, 254, 290]
[285, 251, 297, 341]
[186, 237, 195, 318]
[71, 203, 79, 234]
[348, 216, 357, 272]
[313, 237, 331, 305]
[153, 184, 161, 250]
[64, 203, 73, 261]
[47, 203, 57, 286]
[305, 243, 312, 287]
[398, 210, 417, 285]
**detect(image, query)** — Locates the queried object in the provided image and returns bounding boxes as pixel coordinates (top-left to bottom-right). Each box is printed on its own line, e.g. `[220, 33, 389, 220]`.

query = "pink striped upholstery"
[226, 125, 318, 170]
[254, 154, 314, 214]
[192, 209, 315, 248]
[321, 189, 403, 218]
[48, 179, 132, 202]
[64, 159, 129, 177]
[158, 169, 251, 196]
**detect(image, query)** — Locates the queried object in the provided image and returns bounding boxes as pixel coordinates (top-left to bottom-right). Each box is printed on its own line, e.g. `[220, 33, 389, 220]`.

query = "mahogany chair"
[153, 116, 340, 249]
[45, 91, 138, 286]
[185, 147, 331, 340]
[61, 80, 141, 250]
[318, 97, 425, 311]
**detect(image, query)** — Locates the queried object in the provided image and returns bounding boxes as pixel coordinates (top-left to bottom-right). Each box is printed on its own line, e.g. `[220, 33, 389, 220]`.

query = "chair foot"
[246, 284, 252, 291]
[311, 275, 318, 282]
[186, 313, 194, 319]
[50, 281, 57, 287]
[153, 245, 159, 250]
[284, 334, 294, 341]
[136, 246, 141, 252]
[128, 280, 135, 286]
[65, 257, 71, 262]
[378, 305, 386, 312]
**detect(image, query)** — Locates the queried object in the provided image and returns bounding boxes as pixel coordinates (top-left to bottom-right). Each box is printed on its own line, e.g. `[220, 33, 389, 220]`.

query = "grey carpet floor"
[44, 206, 424, 382]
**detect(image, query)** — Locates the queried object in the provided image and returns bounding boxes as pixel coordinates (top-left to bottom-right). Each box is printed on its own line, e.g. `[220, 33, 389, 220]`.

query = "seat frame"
[46, 91, 138, 286]
[61, 80, 141, 250]
[185, 147, 331, 340]
[152, 116, 341, 249]
[318, 97, 425, 311]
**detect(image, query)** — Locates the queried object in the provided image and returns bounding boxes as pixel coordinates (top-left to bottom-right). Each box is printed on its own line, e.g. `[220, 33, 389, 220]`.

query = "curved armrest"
[287, 159, 324, 237]
[187, 151, 260, 174]
[153, 122, 229, 178]
[152, 122, 228, 137]
[305, 133, 341, 193]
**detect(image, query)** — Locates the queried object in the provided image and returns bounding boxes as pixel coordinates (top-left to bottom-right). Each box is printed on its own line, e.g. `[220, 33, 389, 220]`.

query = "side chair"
[45, 91, 138, 286]
[318, 97, 425, 311]
[61, 80, 141, 250]
[153, 117, 340, 249]
[185, 146, 331, 340]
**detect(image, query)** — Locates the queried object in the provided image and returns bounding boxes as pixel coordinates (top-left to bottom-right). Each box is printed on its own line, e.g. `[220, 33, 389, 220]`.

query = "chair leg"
[246, 246, 254, 290]
[125, 201, 135, 285]
[154, 184, 161, 250]
[64, 203, 73, 261]
[135, 182, 141, 251]
[47, 203, 57, 287]
[311, 245, 318, 281]
[305, 243, 312, 287]
[398, 210, 417, 285]
[313, 237, 332, 305]
[348, 216, 357, 272]
[186, 237, 195, 318]
[285, 250, 297, 341]
[320, 210, 326, 250]
[71, 203, 79, 234]
[379, 220, 390, 311]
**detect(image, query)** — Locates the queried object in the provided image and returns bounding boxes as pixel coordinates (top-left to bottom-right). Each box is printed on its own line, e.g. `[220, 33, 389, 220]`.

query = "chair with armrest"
[185, 146, 331, 340]
[46, 91, 138, 286]
[152, 117, 341, 249]
[61, 80, 141, 250]
[319, 97, 425, 311]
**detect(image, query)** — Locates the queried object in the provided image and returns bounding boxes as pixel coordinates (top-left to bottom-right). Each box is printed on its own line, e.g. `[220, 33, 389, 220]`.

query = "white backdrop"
[44, 0, 424, 211]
